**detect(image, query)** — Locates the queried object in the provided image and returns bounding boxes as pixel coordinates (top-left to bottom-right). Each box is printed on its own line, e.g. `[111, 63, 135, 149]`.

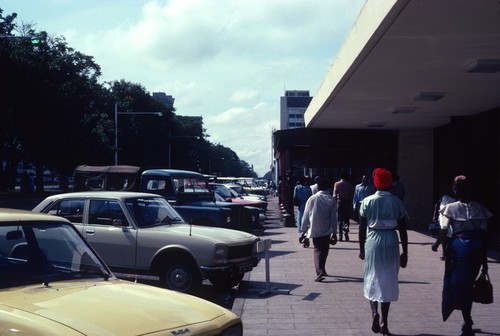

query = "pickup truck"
[73, 166, 264, 234]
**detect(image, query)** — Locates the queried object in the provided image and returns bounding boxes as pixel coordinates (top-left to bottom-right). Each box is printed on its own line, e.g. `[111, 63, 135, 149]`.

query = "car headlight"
[214, 244, 229, 263]
[221, 322, 243, 336]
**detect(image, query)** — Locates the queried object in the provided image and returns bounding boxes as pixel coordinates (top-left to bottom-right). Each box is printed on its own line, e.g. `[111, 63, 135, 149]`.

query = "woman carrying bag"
[440, 175, 492, 336]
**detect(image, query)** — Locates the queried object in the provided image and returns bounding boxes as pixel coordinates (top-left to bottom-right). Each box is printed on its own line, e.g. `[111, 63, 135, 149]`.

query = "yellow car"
[0, 209, 243, 335]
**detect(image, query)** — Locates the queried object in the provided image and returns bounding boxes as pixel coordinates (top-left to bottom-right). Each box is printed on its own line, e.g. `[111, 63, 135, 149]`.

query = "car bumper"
[200, 257, 260, 277]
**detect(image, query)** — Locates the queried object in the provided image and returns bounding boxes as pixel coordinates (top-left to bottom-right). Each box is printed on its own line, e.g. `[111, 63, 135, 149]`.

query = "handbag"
[473, 270, 493, 304]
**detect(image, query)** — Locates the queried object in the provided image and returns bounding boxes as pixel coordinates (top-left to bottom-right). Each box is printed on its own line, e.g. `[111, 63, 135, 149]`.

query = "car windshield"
[227, 184, 245, 195]
[125, 197, 185, 227]
[214, 185, 233, 198]
[0, 222, 112, 289]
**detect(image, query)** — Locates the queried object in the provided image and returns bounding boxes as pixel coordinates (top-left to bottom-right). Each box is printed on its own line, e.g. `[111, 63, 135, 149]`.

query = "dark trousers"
[337, 200, 351, 234]
[312, 235, 331, 276]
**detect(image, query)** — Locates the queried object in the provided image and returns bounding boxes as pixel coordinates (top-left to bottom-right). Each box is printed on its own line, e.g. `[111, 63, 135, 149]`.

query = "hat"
[373, 168, 392, 190]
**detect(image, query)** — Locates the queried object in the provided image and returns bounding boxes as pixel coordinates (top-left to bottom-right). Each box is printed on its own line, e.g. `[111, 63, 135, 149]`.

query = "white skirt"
[363, 229, 400, 302]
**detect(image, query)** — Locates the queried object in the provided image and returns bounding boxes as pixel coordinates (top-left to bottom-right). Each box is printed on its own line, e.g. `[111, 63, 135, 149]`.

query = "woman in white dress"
[358, 168, 408, 336]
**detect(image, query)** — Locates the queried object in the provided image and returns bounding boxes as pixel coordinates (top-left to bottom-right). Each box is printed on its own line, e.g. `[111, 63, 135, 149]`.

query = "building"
[152, 92, 175, 110]
[279, 90, 312, 130]
[274, 0, 499, 247]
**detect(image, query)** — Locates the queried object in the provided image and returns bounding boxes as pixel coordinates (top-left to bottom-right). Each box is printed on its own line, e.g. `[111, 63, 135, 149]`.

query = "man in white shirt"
[301, 178, 338, 282]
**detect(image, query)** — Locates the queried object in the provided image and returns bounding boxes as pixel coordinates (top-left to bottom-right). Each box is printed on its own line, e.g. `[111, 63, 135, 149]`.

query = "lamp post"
[114, 103, 161, 165]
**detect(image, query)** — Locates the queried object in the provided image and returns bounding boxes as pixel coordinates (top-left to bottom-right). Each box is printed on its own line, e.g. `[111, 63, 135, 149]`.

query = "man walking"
[333, 172, 353, 241]
[353, 175, 376, 223]
[301, 178, 338, 282]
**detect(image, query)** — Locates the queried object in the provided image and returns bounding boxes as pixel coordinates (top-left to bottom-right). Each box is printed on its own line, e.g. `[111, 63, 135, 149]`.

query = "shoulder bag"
[473, 270, 493, 304]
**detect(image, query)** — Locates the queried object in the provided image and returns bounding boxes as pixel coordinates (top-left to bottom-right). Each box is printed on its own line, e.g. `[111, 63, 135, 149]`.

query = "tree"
[0, 8, 258, 191]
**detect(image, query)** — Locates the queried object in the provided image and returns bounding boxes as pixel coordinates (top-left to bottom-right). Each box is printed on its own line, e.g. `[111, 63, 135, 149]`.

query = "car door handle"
[85, 229, 95, 234]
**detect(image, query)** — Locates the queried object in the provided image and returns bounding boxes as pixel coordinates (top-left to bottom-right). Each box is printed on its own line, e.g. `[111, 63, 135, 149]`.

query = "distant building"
[152, 92, 175, 110]
[280, 90, 312, 130]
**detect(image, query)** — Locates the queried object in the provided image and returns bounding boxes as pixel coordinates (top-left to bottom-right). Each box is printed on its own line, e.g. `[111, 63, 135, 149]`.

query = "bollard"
[256, 238, 290, 297]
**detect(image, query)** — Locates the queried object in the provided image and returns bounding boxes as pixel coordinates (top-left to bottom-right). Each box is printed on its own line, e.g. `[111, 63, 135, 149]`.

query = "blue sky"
[2, 0, 365, 176]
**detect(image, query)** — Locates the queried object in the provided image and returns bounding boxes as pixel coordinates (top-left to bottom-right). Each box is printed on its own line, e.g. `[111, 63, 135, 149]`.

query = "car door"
[83, 198, 137, 269]
[45, 198, 86, 233]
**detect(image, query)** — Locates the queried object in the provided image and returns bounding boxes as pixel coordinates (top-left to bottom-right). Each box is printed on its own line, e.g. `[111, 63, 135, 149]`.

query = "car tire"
[208, 273, 244, 289]
[159, 258, 201, 293]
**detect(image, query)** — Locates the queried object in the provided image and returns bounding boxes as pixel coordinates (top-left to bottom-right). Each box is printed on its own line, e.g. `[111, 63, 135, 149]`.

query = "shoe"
[461, 321, 475, 336]
[440, 256, 445, 261]
[314, 276, 325, 282]
[371, 314, 380, 333]
[380, 323, 389, 335]
[431, 242, 439, 252]
[319, 270, 328, 277]
[344, 232, 350, 241]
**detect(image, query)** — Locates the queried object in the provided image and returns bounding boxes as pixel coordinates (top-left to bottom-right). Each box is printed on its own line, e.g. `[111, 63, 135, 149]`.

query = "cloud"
[5, 0, 366, 175]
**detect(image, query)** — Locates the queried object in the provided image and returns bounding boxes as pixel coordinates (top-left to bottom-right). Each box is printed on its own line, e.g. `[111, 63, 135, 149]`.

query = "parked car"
[32, 191, 260, 292]
[213, 192, 265, 234]
[141, 169, 263, 233]
[0, 209, 243, 335]
[73, 166, 262, 233]
[210, 182, 268, 210]
[224, 182, 267, 202]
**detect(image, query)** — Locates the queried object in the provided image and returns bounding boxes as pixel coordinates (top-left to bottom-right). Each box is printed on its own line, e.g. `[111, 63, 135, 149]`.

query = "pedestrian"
[389, 173, 405, 200]
[310, 175, 320, 195]
[333, 172, 353, 241]
[293, 175, 312, 233]
[440, 175, 492, 336]
[431, 183, 457, 260]
[301, 177, 337, 282]
[352, 174, 376, 223]
[358, 168, 408, 336]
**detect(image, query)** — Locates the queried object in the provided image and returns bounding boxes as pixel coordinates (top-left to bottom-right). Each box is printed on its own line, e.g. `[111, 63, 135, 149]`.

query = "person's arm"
[300, 199, 311, 233]
[480, 228, 489, 274]
[397, 217, 408, 268]
[358, 216, 367, 260]
[330, 200, 338, 239]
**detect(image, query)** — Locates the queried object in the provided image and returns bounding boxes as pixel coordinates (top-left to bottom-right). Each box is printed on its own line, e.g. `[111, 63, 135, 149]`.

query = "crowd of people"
[293, 169, 492, 336]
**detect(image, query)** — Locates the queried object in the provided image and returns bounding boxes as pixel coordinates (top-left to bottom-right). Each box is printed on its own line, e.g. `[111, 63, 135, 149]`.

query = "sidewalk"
[233, 196, 500, 336]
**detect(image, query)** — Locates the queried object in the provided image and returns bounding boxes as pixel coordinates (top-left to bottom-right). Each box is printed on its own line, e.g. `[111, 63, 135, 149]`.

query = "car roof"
[42, 191, 163, 200]
[0, 208, 70, 224]
[141, 169, 204, 178]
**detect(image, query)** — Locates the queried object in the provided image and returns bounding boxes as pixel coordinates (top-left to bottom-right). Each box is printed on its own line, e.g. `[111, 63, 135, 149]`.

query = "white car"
[33, 191, 260, 292]
[0, 209, 243, 335]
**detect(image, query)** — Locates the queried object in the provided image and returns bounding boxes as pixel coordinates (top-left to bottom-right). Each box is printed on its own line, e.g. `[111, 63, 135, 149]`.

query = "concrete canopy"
[305, 0, 500, 130]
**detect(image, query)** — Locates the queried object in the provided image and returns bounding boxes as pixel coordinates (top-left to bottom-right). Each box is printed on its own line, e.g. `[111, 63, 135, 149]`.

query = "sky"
[2, 0, 366, 176]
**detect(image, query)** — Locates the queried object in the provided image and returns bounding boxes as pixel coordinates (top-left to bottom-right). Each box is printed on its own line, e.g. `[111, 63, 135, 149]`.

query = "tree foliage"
[0, 8, 257, 191]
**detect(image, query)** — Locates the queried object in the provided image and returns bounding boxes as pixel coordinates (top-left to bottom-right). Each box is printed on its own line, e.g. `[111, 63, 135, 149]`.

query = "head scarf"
[373, 168, 392, 190]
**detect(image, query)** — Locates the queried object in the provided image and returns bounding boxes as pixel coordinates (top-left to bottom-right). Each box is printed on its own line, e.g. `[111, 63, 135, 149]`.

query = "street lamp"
[114, 103, 161, 165]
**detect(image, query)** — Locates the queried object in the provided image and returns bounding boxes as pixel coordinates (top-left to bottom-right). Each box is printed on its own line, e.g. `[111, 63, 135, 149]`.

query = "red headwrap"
[373, 168, 392, 190]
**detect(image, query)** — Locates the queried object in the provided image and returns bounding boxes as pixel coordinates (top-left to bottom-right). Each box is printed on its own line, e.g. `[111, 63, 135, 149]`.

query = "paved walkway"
[233, 196, 500, 336]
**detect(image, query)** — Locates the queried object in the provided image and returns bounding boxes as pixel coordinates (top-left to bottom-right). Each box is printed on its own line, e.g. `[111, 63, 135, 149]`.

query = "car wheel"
[208, 273, 244, 289]
[159, 258, 201, 293]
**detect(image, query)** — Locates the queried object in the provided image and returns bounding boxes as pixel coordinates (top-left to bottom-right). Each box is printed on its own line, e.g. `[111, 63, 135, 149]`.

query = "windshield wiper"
[42, 268, 111, 286]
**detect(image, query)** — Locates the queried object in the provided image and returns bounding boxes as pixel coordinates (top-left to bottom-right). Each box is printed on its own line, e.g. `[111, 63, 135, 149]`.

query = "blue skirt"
[442, 232, 484, 321]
